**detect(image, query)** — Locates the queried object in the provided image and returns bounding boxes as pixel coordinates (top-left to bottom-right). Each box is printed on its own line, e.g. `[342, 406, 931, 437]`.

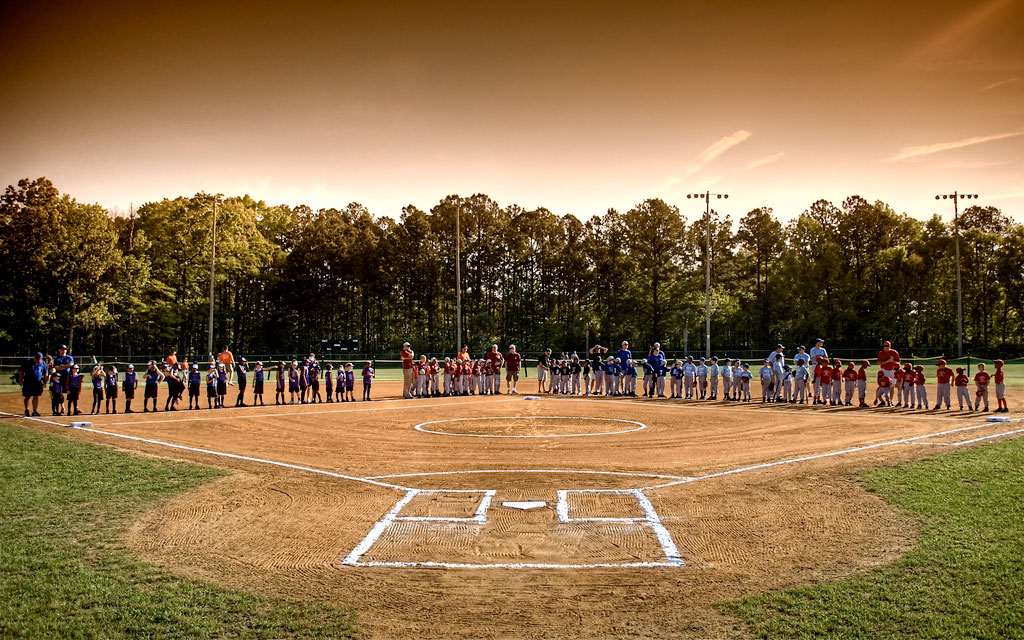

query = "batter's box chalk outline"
[341, 484, 684, 569]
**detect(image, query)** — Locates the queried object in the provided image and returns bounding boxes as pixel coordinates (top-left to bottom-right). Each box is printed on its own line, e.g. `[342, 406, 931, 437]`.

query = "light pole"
[935, 191, 978, 358]
[455, 201, 462, 355]
[207, 197, 221, 358]
[687, 191, 728, 358]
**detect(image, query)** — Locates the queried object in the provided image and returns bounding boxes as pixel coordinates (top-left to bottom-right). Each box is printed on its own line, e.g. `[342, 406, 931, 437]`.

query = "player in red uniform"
[893, 366, 905, 407]
[913, 365, 927, 409]
[954, 367, 971, 411]
[842, 362, 857, 406]
[830, 360, 842, 406]
[993, 359, 1009, 413]
[973, 363, 991, 412]
[812, 357, 827, 404]
[819, 361, 833, 405]
[875, 369, 892, 406]
[857, 360, 870, 408]
[877, 341, 900, 401]
[933, 359, 954, 410]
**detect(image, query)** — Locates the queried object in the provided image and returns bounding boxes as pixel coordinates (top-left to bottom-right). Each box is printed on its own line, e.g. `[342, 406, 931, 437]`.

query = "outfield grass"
[723, 437, 1024, 639]
[0, 422, 357, 640]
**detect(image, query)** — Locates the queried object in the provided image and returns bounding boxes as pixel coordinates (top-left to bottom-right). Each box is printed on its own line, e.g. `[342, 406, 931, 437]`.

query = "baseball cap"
[798, 345, 806, 350]
[816, 338, 825, 343]
[34, 352, 43, 359]
[71, 364, 79, 370]
[653, 342, 660, 347]
[776, 344, 784, 349]
[622, 341, 628, 345]
[192, 363, 198, 369]
[937, 359, 946, 366]
[147, 360, 155, 366]
[127, 364, 134, 370]
[59, 344, 67, 349]
[217, 363, 225, 368]
[240, 357, 247, 363]
[403, 342, 410, 346]
[509, 344, 516, 350]
[883, 340, 892, 347]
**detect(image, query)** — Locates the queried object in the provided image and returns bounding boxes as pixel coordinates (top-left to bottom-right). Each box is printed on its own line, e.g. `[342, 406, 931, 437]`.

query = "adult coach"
[218, 346, 236, 384]
[877, 340, 900, 384]
[504, 344, 522, 394]
[400, 341, 415, 398]
[18, 352, 48, 416]
[616, 341, 632, 366]
[52, 344, 74, 406]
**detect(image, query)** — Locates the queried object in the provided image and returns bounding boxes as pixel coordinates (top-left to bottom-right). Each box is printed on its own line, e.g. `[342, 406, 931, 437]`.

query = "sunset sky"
[2, 0, 1022, 223]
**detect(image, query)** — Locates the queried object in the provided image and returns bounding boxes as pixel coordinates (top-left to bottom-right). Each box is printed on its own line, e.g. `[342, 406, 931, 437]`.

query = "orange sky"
[2, 0, 1022, 223]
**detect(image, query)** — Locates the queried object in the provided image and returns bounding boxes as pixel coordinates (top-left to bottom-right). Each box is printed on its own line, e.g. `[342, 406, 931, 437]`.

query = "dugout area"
[2, 381, 1021, 639]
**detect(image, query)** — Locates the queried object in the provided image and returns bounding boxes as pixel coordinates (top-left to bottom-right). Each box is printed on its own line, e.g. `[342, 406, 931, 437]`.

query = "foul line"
[562, 398, 981, 422]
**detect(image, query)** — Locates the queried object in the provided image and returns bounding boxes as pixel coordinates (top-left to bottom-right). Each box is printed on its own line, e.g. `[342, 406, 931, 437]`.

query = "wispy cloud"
[902, 0, 1020, 71]
[654, 176, 682, 195]
[886, 129, 1024, 162]
[936, 158, 1018, 170]
[980, 77, 1019, 92]
[746, 151, 786, 170]
[687, 130, 752, 174]
[988, 191, 1024, 200]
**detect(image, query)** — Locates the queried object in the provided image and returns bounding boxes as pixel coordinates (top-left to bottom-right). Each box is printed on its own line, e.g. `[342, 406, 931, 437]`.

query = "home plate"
[524, 396, 541, 401]
[986, 416, 1011, 423]
[69, 422, 92, 428]
[503, 501, 547, 510]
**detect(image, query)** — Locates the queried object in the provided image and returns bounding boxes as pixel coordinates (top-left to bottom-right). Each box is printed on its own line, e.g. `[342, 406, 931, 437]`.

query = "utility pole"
[688, 191, 729, 358]
[455, 200, 462, 355]
[207, 198, 219, 359]
[935, 191, 978, 357]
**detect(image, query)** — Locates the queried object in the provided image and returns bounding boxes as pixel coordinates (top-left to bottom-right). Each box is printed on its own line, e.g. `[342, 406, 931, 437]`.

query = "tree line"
[1, 177, 1022, 359]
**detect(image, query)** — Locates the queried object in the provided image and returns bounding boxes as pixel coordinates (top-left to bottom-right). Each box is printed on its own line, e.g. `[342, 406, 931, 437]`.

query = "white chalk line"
[413, 416, 647, 438]
[366, 469, 688, 482]
[64, 424, 413, 491]
[902, 425, 1024, 446]
[641, 419, 1024, 490]
[561, 398, 984, 422]
[348, 486, 683, 569]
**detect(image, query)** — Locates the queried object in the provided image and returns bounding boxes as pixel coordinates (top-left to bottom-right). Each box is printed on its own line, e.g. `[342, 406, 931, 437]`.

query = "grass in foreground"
[723, 437, 1024, 639]
[0, 423, 357, 639]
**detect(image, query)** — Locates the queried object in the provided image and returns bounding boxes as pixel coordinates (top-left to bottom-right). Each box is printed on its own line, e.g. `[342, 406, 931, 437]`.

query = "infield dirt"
[3, 382, 1020, 639]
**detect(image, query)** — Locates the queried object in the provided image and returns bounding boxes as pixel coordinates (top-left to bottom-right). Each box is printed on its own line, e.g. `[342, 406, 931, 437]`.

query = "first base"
[68, 421, 92, 428]
[986, 416, 1011, 423]
[524, 396, 541, 401]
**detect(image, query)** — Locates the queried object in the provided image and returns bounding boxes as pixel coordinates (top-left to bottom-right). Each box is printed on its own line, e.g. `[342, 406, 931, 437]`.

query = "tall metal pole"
[688, 190, 728, 359]
[455, 201, 462, 355]
[954, 194, 963, 358]
[207, 199, 218, 358]
[935, 191, 977, 358]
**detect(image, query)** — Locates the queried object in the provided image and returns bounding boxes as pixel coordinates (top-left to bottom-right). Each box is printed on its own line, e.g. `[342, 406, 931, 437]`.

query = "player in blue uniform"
[235, 357, 249, 407]
[253, 362, 266, 406]
[143, 361, 164, 412]
[122, 364, 137, 413]
[67, 365, 83, 415]
[187, 364, 201, 410]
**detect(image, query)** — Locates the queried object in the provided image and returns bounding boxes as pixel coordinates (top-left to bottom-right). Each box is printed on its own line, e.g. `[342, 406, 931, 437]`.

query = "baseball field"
[2, 381, 1022, 639]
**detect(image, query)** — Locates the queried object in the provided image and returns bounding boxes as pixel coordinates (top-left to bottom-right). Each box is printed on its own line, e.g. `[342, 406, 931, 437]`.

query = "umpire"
[18, 351, 48, 416]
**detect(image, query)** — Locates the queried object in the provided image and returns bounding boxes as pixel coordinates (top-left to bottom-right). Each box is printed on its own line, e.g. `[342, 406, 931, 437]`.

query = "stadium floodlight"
[689, 191, 730, 359]
[934, 190, 980, 358]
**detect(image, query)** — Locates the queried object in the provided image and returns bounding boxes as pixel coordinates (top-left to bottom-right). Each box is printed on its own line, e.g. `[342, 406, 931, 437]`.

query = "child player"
[819, 359, 832, 406]
[914, 365, 927, 410]
[973, 363, 990, 412]
[933, 359, 953, 410]
[696, 358, 708, 400]
[708, 356, 719, 400]
[253, 362, 266, 406]
[90, 365, 104, 414]
[758, 360, 772, 403]
[842, 361, 857, 406]
[275, 362, 286, 405]
[123, 363, 137, 413]
[206, 365, 218, 409]
[954, 367, 971, 411]
[187, 363, 201, 410]
[235, 358, 250, 407]
[67, 364, 83, 415]
[793, 359, 808, 404]
[875, 369, 892, 406]
[857, 360, 870, 408]
[49, 370, 63, 416]
[143, 361, 163, 412]
[323, 364, 334, 403]
[104, 365, 118, 414]
[362, 361, 374, 401]
[720, 357, 732, 401]
[830, 359, 842, 406]
[739, 363, 752, 401]
[344, 363, 356, 402]
[670, 360, 683, 399]
[991, 356, 1007, 411]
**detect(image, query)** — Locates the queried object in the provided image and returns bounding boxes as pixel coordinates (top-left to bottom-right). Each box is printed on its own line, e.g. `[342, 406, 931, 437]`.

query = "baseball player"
[974, 363, 991, 412]
[670, 360, 683, 398]
[842, 361, 857, 406]
[696, 358, 708, 399]
[708, 356, 720, 400]
[994, 359, 1008, 413]
[954, 367, 971, 410]
[720, 357, 732, 401]
[857, 360, 870, 408]
[934, 359, 954, 410]
[792, 359, 808, 403]
[914, 365, 927, 410]
[758, 360, 772, 402]
[682, 356, 696, 399]
[830, 359, 842, 406]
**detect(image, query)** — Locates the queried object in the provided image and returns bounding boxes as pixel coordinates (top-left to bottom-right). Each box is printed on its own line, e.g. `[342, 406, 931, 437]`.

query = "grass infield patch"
[722, 437, 1024, 639]
[0, 422, 357, 640]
